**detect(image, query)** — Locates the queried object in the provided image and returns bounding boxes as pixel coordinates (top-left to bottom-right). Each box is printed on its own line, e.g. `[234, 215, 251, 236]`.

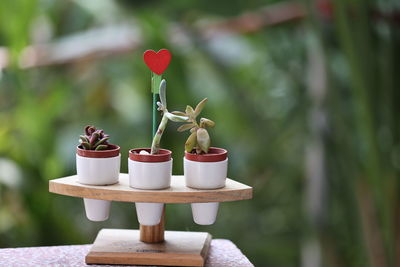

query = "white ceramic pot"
[128, 148, 172, 226]
[191, 202, 219, 225]
[76, 155, 121, 185]
[84, 198, 111, 221]
[76, 145, 121, 185]
[184, 147, 228, 225]
[76, 144, 120, 221]
[128, 160, 172, 189]
[184, 147, 228, 189]
[184, 158, 228, 189]
[135, 202, 164, 226]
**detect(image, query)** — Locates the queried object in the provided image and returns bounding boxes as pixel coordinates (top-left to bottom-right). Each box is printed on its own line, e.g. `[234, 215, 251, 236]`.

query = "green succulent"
[174, 98, 215, 154]
[150, 80, 189, 154]
[79, 125, 110, 151]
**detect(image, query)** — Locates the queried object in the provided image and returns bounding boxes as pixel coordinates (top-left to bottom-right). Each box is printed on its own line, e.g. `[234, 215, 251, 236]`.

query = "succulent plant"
[79, 125, 110, 151]
[175, 98, 215, 154]
[150, 79, 189, 154]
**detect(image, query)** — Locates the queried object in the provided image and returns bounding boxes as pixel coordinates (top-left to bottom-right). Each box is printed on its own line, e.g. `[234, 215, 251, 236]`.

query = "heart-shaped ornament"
[143, 49, 172, 75]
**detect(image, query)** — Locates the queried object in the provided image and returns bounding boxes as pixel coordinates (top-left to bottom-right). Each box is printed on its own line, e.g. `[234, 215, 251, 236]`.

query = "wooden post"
[140, 206, 165, 243]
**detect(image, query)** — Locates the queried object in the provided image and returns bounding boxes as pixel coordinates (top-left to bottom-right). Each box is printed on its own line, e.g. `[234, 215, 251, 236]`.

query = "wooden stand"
[49, 174, 252, 266]
[86, 229, 212, 266]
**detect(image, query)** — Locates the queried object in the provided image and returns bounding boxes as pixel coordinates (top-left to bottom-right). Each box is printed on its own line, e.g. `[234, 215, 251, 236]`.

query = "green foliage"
[175, 98, 215, 154]
[79, 125, 110, 151]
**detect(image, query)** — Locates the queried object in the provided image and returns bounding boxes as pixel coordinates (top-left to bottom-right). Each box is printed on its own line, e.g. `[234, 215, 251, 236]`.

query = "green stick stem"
[152, 93, 158, 137]
[151, 72, 162, 142]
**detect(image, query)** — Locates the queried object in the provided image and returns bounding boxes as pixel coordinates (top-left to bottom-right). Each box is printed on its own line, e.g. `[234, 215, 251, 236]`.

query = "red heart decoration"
[143, 49, 172, 75]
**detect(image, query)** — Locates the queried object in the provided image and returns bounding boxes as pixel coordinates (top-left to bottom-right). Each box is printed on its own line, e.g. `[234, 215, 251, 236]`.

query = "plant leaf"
[85, 125, 96, 136]
[80, 135, 89, 143]
[171, 111, 187, 116]
[185, 131, 197, 152]
[95, 145, 108, 151]
[185, 105, 194, 116]
[81, 142, 91, 150]
[93, 137, 110, 148]
[200, 118, 215, 128]
[157, 101, 164, 111]
[177, 123, 194, 132]
[165, 112, 189, 122]
[159, 79, 167, 109]
[196, 128, 210, 153]
[90, 132, 100, 145]
[194, 98, 208, 116]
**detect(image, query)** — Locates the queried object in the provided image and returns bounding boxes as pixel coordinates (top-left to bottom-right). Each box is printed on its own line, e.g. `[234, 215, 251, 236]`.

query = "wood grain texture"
[49, 174, 252, 203]
[140, 207, 165, 243]
[86, 229, 212, 266]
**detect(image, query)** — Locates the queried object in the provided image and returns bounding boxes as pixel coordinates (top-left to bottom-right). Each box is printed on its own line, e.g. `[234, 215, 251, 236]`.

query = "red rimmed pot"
[76, 144, 120, 185]
[184, 147, 228, 225]
[76, 144, 121, 222]
[128, 148, 172, 226]
[184, 147, 228, 189]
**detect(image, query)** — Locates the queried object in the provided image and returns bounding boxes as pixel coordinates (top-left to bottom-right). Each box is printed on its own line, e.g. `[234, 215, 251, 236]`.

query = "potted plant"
[176, 98, 228, 225]
[76, 125, 121, 221]
[129, 80, 188, 225]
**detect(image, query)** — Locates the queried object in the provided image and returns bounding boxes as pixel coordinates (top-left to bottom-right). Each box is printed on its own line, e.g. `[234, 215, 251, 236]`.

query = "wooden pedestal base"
[86, 229, 212, 266]
[49, 175, 252, 266]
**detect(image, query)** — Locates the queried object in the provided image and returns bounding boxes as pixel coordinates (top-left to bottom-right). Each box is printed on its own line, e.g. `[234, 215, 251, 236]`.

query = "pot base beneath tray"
[86, 229, 212, 266]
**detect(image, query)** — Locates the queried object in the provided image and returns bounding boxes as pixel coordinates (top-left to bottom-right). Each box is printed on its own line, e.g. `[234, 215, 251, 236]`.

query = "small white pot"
[128, 148, 172, 189]
[184, 158, 228, 189]
[76, 145, 120, 221]
[76, 154, 121, 185]
[135, 202, 164, 226]
[128, 159, 172, 189]
[191, 202, 219, 225]
[84, 198, 111, 221]
[128, 148, 172, 226]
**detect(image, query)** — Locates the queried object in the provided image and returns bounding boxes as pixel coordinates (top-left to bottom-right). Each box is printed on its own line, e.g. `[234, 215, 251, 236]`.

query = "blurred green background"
[0, 0, 399, 266]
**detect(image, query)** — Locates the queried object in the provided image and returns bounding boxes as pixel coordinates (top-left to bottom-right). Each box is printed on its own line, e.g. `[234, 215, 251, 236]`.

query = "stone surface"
[0, 239, 253, 267]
